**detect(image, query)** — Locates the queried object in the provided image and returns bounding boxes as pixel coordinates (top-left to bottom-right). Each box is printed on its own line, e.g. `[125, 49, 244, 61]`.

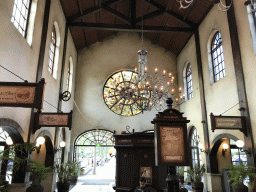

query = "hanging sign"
[33, 110, 72, 133]
[210, 113, 246, 135]
[0, 79, 45, 110]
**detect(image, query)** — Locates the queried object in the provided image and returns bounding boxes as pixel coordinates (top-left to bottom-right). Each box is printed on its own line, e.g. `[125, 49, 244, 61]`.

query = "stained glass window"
[211, 32, 225, 82]
[103, 70, 144, 116]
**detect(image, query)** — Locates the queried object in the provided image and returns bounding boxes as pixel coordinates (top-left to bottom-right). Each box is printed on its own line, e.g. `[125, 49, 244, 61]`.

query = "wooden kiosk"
[113, 132, 167, 191]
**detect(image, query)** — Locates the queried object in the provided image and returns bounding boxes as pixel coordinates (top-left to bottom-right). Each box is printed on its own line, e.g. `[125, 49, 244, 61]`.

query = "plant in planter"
[67, 161, 82, 185]
[187, 164, 206, 192]
[55, 163, 72, 192]
[225, 162, 256, 192]
[0, 142, 39, 185]
[26, 161, 52, 192]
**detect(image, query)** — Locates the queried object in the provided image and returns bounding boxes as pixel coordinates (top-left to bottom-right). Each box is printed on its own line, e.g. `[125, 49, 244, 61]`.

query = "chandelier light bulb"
[163, 70, 166, 76]
[155, 68, 158, 74]
[168, 73, 172, 78]
[135, 67, 137, 72]
[172, 89, 174, 92]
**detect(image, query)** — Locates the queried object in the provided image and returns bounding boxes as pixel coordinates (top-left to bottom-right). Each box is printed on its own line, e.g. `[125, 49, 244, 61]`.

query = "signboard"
[33, 111, 72, 133]
[140, 167, 152, 184]
[0, 79, 45, 109]
[152, 105, 190, 166]
[210, 113, 246, 135]
[159, 126, 185, 163]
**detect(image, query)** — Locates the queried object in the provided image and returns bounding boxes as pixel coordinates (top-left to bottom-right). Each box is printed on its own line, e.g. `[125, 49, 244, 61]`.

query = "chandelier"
[176, 0, 234, 12]
[133, 17, 184, 112]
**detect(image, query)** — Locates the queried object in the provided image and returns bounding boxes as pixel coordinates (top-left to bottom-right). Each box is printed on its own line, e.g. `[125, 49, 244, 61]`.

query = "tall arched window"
[66, 57, 73, 93]
[211, 32, 225, 82]
[11, 0, 32, 37]
[189, 127, 202, 168]
[48, 27, 57, 75]
[186, 63, 193, 100]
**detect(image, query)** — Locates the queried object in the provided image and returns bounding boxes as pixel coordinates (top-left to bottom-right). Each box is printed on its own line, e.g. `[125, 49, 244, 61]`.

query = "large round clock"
[103, 70, 150, 116]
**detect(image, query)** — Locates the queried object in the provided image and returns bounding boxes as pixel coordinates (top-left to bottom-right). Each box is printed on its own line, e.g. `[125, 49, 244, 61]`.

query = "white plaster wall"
[0, 0, 77, 161]
[0, 0, 46, 141]
[72, 32, 177, 148]
[233, 0, 256, 148]
[177, 4, 244, 153]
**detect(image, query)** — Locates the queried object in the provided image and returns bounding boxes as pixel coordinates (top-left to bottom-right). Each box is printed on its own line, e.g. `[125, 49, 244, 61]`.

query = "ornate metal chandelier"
[176, 0, 235, 12]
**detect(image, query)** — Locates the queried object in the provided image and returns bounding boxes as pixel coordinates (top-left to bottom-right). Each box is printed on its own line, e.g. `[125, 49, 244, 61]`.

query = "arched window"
[0, 127, 14, 183]
[73, 129, 115, 161]
[189, 127, 202, 168]
[48, 27, 57, 75]
[186, 63, 193, 100]
[211, 32, 225, 82]
[11, 0, 32, 37]
[66, 57, 73, 93]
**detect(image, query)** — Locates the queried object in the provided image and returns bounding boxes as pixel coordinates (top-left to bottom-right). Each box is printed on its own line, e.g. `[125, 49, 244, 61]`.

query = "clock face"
[103, 70, 150, 116]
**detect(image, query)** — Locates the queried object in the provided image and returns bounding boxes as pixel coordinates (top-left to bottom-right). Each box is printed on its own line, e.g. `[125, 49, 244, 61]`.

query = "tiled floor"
[70, 159, 115, 192]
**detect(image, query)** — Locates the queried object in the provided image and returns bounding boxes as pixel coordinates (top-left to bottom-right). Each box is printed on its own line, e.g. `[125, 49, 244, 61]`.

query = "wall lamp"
[236, 140, 252, 156]
[108, 148, 116, 158]
[6, 137, 13, 145]
[198, 143, 208, 154]
[36, 136, 45, 154]
[54, 141, 66, 153]
[222, 143, 229, 156]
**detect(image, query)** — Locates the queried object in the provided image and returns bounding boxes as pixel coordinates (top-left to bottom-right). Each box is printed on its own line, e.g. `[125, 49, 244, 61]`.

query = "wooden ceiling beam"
[131, 0, 136, 29]
[67, 0, 122, 22]
[135, 9, 164, 24]
[143, 0, 197, 28]
[104, 6, 131, 24]
[68, 22, 196, 32]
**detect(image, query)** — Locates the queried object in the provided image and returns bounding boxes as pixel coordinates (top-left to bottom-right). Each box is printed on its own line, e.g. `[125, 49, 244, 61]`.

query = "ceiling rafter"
[143, 0, 197, 28]
[151, 0, 172, 45]
[68, 22, 196, 32]
[131, 0, 136, 29]
[103, 6, 131, 24]
[67, 0, 123, 22]
[135, 9, 164, 24]
[96, 0, 103, 42]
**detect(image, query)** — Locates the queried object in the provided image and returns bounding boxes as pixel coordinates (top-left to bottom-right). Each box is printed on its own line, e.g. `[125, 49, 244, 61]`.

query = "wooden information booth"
[113, 132, 167, 192]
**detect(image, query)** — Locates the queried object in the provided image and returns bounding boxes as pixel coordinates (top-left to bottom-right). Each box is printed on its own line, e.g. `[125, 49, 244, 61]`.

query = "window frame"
[11, 0, 33, 38]
[66, 61, 71, 91]
[189, 127, 202, 169]
[48, 27, 57, 75]
[211, 31, 225, 82]
[186, 63, 193, 100]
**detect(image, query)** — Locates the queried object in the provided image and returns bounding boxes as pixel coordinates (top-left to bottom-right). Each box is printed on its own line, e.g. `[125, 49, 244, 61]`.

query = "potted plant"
[80, 167, 86, 175]
[0, 142, 39, 186]
[55, 163, 72, 192]
[67, 161, 81, 185]
[26, 161, 52, 192]
[187, 164, 206, 192]
[225, 162, 256, 192]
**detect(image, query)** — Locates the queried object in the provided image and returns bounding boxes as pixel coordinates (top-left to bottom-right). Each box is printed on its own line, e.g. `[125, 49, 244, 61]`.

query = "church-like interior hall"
[1, 0, 256, 192]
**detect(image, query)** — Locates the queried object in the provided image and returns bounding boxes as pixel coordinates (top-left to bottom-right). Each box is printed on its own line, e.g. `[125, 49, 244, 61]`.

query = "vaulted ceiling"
[59, 0, 216, 56]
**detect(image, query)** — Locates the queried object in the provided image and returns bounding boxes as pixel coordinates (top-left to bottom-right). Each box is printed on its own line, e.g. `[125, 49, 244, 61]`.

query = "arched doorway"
[73, 129, 115, 191]
[0, 118, 24, 183]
